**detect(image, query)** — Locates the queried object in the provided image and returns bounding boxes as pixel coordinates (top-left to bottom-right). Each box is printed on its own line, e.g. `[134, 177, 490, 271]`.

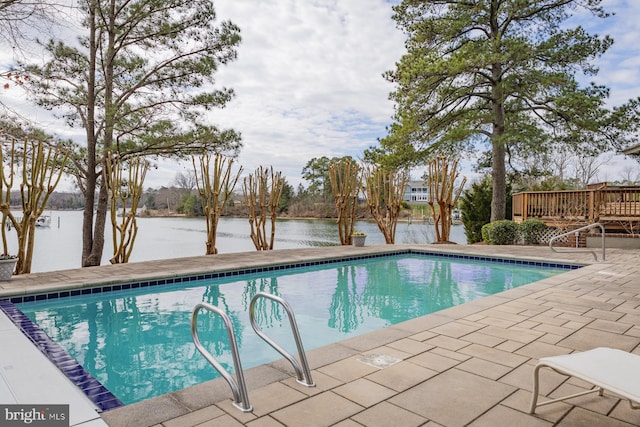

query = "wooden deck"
[512, 184, 640, 231]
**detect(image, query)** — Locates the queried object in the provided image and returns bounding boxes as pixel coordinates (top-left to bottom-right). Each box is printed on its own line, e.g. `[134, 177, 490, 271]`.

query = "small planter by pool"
[352, 234, 366, 247]
[0, 257, 17, 281]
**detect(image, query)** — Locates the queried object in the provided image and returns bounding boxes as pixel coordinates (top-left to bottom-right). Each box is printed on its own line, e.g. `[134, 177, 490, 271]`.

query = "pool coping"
[0, 245, 588, 417]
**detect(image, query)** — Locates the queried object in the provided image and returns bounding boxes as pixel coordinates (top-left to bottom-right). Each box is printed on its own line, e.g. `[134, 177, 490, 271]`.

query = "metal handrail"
[191, 302, 252, 412]
[549, 222, 605, 261]
[249, 292, 315, 387]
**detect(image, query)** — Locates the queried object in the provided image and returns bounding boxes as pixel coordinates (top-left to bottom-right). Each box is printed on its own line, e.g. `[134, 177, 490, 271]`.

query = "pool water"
[17, 253, 568, 404]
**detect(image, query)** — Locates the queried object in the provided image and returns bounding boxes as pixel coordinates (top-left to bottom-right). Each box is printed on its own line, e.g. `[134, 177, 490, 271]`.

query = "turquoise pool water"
[17, 253, 568, 405]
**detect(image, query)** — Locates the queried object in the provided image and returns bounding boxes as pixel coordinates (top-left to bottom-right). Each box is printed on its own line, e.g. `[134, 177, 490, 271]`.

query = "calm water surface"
[18, 253, 562, 404]
[6, 211, 467, 273]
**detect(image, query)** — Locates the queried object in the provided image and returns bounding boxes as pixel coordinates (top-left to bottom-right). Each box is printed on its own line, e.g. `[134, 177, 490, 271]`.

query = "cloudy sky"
[2, 0, 640, 190]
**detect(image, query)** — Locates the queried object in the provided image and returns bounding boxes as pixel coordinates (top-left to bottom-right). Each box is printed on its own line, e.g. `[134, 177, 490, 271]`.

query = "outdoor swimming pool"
[7, 251, 576, 407]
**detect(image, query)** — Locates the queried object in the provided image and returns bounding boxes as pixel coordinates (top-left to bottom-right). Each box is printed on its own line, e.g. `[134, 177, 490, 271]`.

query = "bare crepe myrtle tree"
[243, 166, 284, 251]
[193, 152, 242, 255]
[363, 166, 407, 244]
[427, 156, 467, 243]
[0, 122, 68, 274]
[329, 158, 361, 245]
[106, 153, 149, 264]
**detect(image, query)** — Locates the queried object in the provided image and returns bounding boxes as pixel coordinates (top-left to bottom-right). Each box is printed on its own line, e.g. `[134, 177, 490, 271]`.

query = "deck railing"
[513, 186, 640, 225]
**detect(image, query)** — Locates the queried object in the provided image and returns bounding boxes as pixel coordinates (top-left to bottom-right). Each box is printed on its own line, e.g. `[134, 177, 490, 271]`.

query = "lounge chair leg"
[529, 365, 542, 414]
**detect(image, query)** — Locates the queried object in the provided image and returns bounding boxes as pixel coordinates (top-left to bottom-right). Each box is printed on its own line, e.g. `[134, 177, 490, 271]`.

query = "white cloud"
[2, 0, 640, 190]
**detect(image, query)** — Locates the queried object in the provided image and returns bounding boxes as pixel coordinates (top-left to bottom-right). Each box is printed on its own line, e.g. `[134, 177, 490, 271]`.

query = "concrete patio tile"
[214, 400, 257, 425]
[460, 331, 506, 347]
[497, 361, 539, 391]
[495, 339, 526, 353]
[392, 313, 452, 333]
[626, 326, 640, 338]
[366, 360, 438, 392]
[537, 333, 565, 345]
[409, 330, 437, 342]
[479, 309, 531, 324]
[533, 322, 581, 337]
[618, 313, 640, 325]
[351, 401, 427, 427]
[162, 405, 225, 427]
[514, 340, 573, 360]
[463, 313, 485, 322]
[477, 324, 544, 344]
[280, 370, 342, 396]
[502, 389, 571, 424]
[455, 357, 512, 381]
[549, 382, 618, 416]
[408, 349, 463, 372]
[339, 327, 412, 352]
[333, 378, 395, 407]
[197, 414, 245, 427]
[468, 404, 551, 427]
[270, 391, 363, 427]
[609, 399, 640, 425]
[304, 343, 360, 370]
[100, 394, 190, 427]
[562, 320, 589, 330]
[557, 328, 640, 351]
[430, 346, 472, 362]
[556, 407, 637, 427]
[459, 343, 530, 368]
[517, 319, 542, 329]
[429, 321, 483, 338]
[529, 309, 565, 321]
[424, 334, 469, 351]
[556, 312, 593, 323]
[587, 318, 634, 334]
[382, 338, 434, 356]
[317, 356, 379, 383]
[586, 308, 628, 323]
[389, 368, 516, 427]
[247, 382, 307, 417]
[332, 419, 363, 427]
[476, 316, 517, 328]
[245, 415, 285, 427]
[363, 345, 412, 361]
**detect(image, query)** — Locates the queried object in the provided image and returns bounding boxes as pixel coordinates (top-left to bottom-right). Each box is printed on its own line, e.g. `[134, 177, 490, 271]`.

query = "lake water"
[5, 211, 467, 273]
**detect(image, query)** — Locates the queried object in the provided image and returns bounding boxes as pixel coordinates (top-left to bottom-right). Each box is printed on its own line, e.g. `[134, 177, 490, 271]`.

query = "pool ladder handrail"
[548, 222, 605, 261]
[190, 302, 252, 412]
[249, 292, 315, 387]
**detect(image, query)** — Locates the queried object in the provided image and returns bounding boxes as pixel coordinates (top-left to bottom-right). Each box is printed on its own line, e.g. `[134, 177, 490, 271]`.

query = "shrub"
[481, 222, 492, 244]
[460, 175, 513, 244]
[519, 219, 548, 244]
[461, 177, 493, 244]
[483, 220, 518, 245]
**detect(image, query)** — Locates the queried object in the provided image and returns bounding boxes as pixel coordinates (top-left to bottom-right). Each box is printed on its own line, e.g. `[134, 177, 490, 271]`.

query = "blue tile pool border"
[0, 249, 582, 410]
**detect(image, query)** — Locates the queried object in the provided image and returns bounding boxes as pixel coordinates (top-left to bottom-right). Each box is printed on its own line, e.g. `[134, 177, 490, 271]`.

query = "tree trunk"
[82, 0, 99, 267]
[491, 141, 506, 222]
[83, 180, 108, 266]
[491, 55, 506, 222]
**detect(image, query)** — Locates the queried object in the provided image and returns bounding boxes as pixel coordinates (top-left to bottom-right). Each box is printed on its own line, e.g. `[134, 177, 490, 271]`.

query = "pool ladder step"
[190, 292, 315, 412]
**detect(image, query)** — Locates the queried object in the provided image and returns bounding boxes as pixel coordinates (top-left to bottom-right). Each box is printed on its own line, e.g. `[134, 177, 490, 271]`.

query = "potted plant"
[352, 231, 367, 247]
[0, 254, 18, 281]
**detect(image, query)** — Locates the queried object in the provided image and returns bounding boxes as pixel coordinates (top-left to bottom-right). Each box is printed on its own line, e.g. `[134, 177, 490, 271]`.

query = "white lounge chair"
[530, 347, 640, 414]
